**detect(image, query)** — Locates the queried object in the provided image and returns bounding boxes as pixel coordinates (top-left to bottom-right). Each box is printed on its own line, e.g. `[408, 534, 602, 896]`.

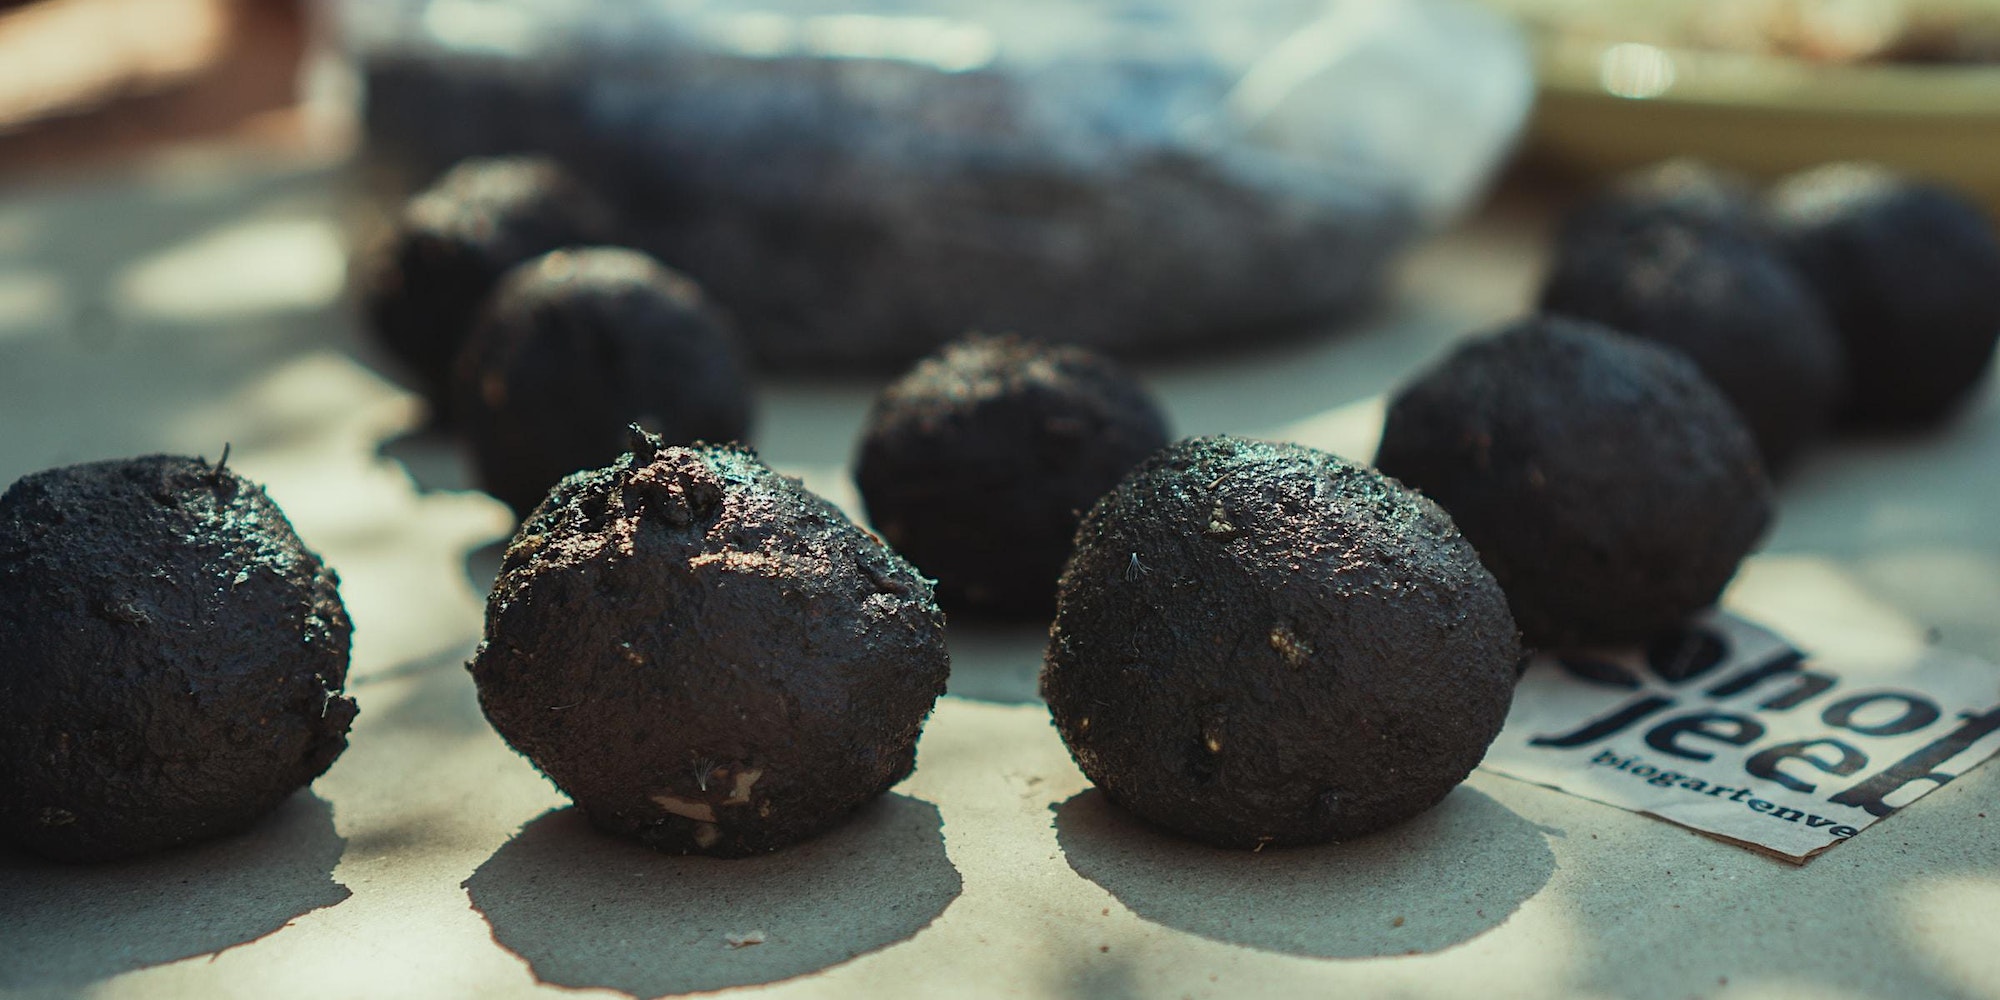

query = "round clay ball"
[1375, 317, 1774, 649]
[0, 455, 356, 862]
[1042, 435, 1521, 848]
[1766, 163, 2000, 427]
[453, 247, 754, 518]
[469, 432, 949, 856]
[854, 334, 1170, 618]
[1541, 212, 1844, 470]
[359, 155, 613, 402]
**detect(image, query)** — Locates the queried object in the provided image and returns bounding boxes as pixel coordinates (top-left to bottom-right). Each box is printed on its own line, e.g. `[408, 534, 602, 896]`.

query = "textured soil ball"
[1041, 435, 1520, 849]
[453, 247, 754, 518]
[1766, 163, 2000, 427]
[469, 432, 949, 857]
[1375, 318, 1774, 649]
[854, 334, 1170, 617]
[1557, 159, 1764, 245]
[0, 456, 356, 862]
[358, 155, 613, 401]
[1541, 211, 1844, 470]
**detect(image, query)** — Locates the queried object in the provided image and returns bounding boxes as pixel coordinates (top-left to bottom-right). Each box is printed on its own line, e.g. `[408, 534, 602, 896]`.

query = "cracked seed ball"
[1766, 163, 2000, 427]
[1541, 210, 1844, 471]
[1041, 435, 1521, 848]
[358, 155, 613, 403]
[1375, 317, 1774, 649]
[854, 334, 1170, 618]
[0, 455, 356, 862]
[469, 432, 949, 857]
[453, 247, 754, 519]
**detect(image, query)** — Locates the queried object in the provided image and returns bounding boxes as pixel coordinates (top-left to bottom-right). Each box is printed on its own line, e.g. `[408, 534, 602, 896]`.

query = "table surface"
[0, 152, 1995, 1000]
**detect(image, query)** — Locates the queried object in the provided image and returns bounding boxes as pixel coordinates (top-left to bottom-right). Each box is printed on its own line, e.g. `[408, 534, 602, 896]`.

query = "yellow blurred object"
[1492, 1, 2000, 211]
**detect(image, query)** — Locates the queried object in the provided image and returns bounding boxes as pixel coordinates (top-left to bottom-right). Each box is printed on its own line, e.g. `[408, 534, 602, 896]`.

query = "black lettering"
[1705, 785, 1732, 797]
[1701, 651, 1837, 710]
[1644, 712, 1765, 762]
[1829, 705, 2000, 817]
[1589, 750, 1623, 767]
[1679, 778, 1709, 792]
[1823, 692, 1941, 737]
[1771, 806, 1805, 822]
[1746, 739, 1867, 794]
[1759, 673, 1838, 711]
[1805, 815, 1836, 828]
[1632, 765, 1657, 777]
[1532, 695, 1676, 748]
[1749, 799, 1775, 812]
[1729, 788, 1752, 803]
[1704, 650, 1804, 697]
[1830, 825, 1859, 837]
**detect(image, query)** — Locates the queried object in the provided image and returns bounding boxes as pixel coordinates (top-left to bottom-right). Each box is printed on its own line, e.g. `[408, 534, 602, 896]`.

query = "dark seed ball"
[1041, 435, 1520, 848]
[358, 155, 613, 402]
[854, 334, 1170, 618]
[1556, 159, 1765, 246]
[469, 432, 949, 857]
[453, 247, 754, 519]
[1375, 317, 1774, 649]
[1766, 163, 2000, 427]
[1541, 213, 1844, 470]
[0, 456, 356, 862]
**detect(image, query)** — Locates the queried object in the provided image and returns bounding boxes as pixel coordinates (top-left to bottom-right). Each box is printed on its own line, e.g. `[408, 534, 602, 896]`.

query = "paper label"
[1480, 612, 2000, 862]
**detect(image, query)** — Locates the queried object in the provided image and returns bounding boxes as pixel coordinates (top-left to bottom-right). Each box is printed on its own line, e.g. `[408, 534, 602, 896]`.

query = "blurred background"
[3, 0, 1997, 200]
[4, 7, 1999, 997]
[0, 0, 325, 176]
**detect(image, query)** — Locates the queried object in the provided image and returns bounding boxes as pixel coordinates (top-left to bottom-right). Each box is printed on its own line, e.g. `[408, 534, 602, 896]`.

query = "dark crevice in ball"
[855, 334, 1169, 619]
[1042, 435, 1520, 849]
[0, 456, 355, 862]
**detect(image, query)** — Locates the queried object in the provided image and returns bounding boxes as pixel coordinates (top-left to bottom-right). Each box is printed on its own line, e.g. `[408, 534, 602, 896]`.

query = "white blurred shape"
[422, 0, 536, 55]
[802, 15, 998, 72]
[705, 11, 799, 57]
[1226, 0, 1534, 220]
[1903, 877, 2000, 1000]
[115, 217, 344, 322]
[0, 270, 66, 337]
[1599, 42, 1676, 100]
[1728, 555, 1931, 665]
[1264, 396, 1386, 461]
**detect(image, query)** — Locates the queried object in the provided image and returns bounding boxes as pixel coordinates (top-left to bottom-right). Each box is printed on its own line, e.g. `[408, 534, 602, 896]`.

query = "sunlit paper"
[1481, 612, 2000, 863]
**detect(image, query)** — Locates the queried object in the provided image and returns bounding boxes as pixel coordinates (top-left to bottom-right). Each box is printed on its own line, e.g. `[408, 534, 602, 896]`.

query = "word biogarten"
[1584, 749, 1860, 836]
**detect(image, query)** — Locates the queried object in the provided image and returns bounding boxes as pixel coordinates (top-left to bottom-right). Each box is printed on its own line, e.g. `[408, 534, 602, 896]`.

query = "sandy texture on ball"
[0, 456, 355, 862]
[470, 434, 949, 856]
[1376, 318, 1773, 648]
[1042, 435, 1520, 848]
[855, 335, 1169, 618]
